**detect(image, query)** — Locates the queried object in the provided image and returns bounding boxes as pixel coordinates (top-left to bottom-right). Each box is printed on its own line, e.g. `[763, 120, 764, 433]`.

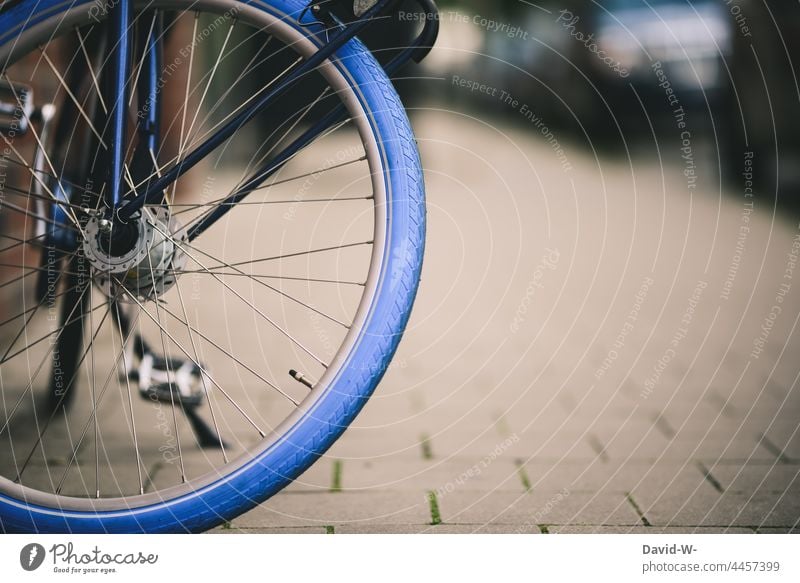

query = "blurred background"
[390, 0, 800, 199]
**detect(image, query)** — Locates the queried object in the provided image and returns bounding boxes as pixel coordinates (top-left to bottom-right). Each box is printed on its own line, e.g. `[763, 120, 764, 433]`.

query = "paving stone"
[761, 426, 800, 460]
[436, 491, 641, 527]
[522, 458, 714, 498]
[335, 456, 525, 493]
[710, 463, 800, 495]
[636, 488, 800, 529]
[548, 526, 756, 534]
[208, 526, 329, 534]
[231, 492, 431, 528]
[332, 524, 542, 534]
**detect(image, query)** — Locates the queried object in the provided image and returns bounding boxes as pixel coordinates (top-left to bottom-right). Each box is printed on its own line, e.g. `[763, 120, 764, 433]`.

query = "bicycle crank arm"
[181, 407, 227, 449]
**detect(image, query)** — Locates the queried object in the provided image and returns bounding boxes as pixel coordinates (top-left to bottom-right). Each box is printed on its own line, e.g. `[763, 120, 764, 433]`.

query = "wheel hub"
[82, 207, 187, 300]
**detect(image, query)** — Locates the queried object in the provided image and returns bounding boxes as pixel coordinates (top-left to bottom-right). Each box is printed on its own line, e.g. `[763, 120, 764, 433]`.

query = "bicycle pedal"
[133, 352, 207, 407]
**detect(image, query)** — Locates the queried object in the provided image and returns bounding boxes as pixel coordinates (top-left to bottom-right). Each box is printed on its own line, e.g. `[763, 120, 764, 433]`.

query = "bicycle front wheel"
[0, 0, 425, 532]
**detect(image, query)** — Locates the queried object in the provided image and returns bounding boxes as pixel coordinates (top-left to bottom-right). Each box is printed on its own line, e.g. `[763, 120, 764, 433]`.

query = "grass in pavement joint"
[587, 434, 609, 463]
[515, 459, 532, 491]
[652, 413, 676, 439]
[427, 491, 442, 525]
[538, 525, 550, 534]
[625, 492, 652, 527]
[494, 412, 512, 437]
[325, 525, 335, 534]
[758, 433, 793, 464]
[330, 459, 343, 492]
[696, 461, 724, 493]
[420, 434, 433, 460]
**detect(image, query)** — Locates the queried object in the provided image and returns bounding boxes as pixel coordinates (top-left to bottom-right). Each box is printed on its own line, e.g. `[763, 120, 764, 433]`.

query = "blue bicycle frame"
[106, 0, 133, 210]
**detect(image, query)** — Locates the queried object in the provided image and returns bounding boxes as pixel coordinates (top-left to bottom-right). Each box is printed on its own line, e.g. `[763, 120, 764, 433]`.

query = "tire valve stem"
[289, 369, 315, 390]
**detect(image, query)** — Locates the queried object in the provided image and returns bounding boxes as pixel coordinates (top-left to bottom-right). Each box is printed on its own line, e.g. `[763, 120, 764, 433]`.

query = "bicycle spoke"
[0, 293, 109, 376]
[169, 194, 371, 219]
[232, 86, 331, 193]
[169, 12, 201, 206]
[193, 239, 373, 271]
[127, 12, 157, 109]
[179, 117, 356, 239]
[0, 283, 93, 438]
[248, 154, 366, 194]
[0, 155, 105, 199]
[135, 45, 296, 190]
[2, 182, 93, 215]
[132, 30, 355, 218]
[183, 37, 284, 147]
[171, 267, 228, 463]
[0, 79, 85, 231]
[0, 264, 71, 364]
[178, 13, 199, 157]
[181, 17, 235, 149]
[144, 244, 186, 483]
[111, 303, 145, 495]
[0, 198, 81, 233]
[0, 232, 49, 257]
[0, 141, 84, 233]
[167, 271, 365, 287]
[134, 32, 281, 190]
[151, 228, 332, 366]
[0, 231, 48, 246]
[131, 226, 304, 405]
[75, 26, 107, 114]
[172, 157, 367, 223]
[38, 50, 107, 149]
[52, 293, 135, 493]
[158, 226, 350, 328]
[0, 261, 85, 280]
[87, 285, 101, 496]
[0, 264, 39, 292]
[0, 248, 83, 320]
[158, 300, 299, 406]
[0, 281, 83, 331]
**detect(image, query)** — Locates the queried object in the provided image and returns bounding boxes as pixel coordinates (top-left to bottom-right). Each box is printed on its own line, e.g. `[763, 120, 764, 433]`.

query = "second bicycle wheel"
[0, 0, 425, 532]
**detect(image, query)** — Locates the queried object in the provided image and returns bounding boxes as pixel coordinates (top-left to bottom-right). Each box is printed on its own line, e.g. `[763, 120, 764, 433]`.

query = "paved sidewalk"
[210, 110, 800, 534]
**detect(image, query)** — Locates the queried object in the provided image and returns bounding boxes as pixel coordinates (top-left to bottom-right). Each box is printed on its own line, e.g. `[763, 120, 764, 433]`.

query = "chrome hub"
[82, 207, 187, 300]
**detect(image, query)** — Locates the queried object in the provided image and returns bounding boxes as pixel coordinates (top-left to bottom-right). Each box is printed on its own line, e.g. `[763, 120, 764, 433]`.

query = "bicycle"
[0, 0, 438, 533]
